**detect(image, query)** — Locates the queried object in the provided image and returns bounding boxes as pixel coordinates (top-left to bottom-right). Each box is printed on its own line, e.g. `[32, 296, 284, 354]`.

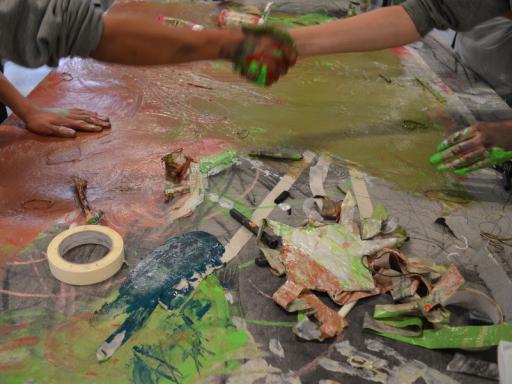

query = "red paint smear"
[0, 322, 31, 337]
[0, 1, 233, 264]
[0, 336, 40, 352]
[390, 46, 410, 58]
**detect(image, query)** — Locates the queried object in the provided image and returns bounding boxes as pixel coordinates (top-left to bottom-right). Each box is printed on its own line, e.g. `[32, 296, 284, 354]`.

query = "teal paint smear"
[130, 275, 250, 384]
[96, 231, 225, 361]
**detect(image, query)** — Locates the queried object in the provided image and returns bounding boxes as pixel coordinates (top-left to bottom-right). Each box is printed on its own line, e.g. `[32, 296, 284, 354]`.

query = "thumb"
[51, 125, 76, 138]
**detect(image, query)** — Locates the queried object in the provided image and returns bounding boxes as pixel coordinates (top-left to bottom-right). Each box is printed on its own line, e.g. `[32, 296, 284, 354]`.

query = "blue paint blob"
[96, 231, 225, 361]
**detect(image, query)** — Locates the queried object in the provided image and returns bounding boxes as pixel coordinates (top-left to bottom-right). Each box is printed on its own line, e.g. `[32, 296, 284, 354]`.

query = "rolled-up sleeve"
[402, 0, 510, 36]
[0, 0, 104, 68]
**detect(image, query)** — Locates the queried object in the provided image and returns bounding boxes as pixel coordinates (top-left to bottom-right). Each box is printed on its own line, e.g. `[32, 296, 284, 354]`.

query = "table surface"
[1, 2, 511, 383]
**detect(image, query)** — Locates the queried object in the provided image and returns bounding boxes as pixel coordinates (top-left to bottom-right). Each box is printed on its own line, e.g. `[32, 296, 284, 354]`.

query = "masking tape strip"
[222, 151, 315, 264]
[338, 169, 374, 319]
[47, 225, 124, 286]
[348, 168, 373, 219]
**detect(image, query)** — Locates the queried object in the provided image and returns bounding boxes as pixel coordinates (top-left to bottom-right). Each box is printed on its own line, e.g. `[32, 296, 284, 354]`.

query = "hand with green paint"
[231, 25, 297, 87]
[430, 121, 512, 175]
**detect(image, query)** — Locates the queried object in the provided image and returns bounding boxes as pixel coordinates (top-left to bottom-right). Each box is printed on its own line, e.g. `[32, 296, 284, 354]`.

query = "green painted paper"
[364, 316, 512, 349]
[199, 150, 238, 176]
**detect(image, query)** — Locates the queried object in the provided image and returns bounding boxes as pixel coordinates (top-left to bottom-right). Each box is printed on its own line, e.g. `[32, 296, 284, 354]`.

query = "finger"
[68, 108, 97, 117]
[272, 48, 290, 76]
[436, 126, 477, 152]
[262, 60, 280, 86]
[69, 109, 109, 122]
[257, 63, 269, 86]
[72, 115, 111, 128]
[245, 60, 262, 82]
[62, 118, 103, 132]
[249, 55, 277, 86]
[281, 46, 298, 67]
[430, 137, 482, 165]
[49, 125, 77, 138]
[89, 116, 111, 128]
[454, 158, 493, 175]
[436, 147, 487, 171]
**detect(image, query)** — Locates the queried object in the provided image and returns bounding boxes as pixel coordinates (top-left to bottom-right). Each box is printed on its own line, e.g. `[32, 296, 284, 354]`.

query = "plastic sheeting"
[221, 0, 351, 17]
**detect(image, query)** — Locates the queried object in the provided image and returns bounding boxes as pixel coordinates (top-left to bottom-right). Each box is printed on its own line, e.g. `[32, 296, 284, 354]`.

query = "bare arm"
[290, 6, 420, 57]
[0, 72, 34, 121]
[92, 14, 243, 65]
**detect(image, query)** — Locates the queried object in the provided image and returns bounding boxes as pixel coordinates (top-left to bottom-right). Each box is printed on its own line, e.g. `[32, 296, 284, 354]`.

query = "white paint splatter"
[319, 340, 459, 384]
[224, 291, 234, 304]
[226, 358, 300, 384]
[269, 338, 285, 358]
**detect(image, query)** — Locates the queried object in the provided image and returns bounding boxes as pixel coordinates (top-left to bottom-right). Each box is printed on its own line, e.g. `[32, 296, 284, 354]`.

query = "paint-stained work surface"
[2, 154, 509, 384]
[0, 2, 511, 384]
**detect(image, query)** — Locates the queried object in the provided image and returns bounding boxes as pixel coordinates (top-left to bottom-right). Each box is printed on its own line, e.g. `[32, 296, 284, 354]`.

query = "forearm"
[290, 6, 421, 57]
[92, 14, 243, 65]
[0, 73, 36, 121]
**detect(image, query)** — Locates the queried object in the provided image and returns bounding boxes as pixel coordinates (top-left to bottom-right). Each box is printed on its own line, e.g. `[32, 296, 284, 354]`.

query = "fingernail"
[429, 153, 441, 164]
[248, 61, 260, 76]
[436, 164, 448, 171]
[436, 144, 445, 152]
[256, 65, 268, 86]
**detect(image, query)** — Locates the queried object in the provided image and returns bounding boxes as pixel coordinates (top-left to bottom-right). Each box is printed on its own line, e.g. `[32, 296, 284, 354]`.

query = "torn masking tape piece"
[164, 184, 190, 203]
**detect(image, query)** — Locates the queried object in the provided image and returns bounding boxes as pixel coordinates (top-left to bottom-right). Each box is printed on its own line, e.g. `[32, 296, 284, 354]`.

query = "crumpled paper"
[259, 191, 401, 341]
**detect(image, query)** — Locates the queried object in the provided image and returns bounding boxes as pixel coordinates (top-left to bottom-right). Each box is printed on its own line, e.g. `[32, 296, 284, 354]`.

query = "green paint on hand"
[429, 153, 441, 164]
[248, 61, 260, 77]
[256, 64, 268, 87]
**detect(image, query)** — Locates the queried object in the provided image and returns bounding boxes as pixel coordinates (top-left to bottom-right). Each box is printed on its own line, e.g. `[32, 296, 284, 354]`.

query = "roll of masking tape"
[47, 225, 124, 285]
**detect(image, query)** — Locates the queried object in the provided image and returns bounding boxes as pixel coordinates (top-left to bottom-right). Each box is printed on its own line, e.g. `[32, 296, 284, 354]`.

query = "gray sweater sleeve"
[402, 0, 510, 36]
[0, 0, 104, 68]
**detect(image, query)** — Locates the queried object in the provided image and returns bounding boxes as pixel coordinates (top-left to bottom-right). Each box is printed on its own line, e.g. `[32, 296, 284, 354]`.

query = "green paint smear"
[0, 275, 250, 384]
[244, 319, 295, 328]
[206, 51, 452, 193]
[371, 202, 388, 221]
[365, 317, 512, 350]
[238, 259, 255, 270]
[199, 150, 238, 176]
